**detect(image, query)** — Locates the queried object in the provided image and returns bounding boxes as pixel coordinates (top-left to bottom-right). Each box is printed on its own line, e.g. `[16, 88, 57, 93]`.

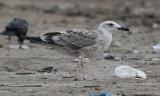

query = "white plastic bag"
[114, 65, 147, 79]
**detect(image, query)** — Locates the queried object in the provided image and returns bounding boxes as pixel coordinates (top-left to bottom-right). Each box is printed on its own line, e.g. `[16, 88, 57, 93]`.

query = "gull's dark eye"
[108, 23, 113, 26]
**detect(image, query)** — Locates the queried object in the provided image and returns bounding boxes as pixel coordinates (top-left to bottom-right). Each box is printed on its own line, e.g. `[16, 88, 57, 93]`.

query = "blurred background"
[0, 0, 159, 96]
[0, 0, 160, 47]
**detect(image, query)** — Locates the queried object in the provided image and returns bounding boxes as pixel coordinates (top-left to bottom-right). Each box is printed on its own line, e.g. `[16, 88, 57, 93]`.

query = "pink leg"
[72, 57, 89, 80]
[72, 58, 82, 80]
[78, 56, 86, 80]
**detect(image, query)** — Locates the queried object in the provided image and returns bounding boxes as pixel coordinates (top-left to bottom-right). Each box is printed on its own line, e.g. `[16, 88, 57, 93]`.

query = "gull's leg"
[72, 58, 83, 80]
[78, 56, 86, 80]
[71, 58, 81, 80]
[7, 35, 11, 51]
[77, 59, 82, 79]
[8, 35, 11, 41]
[18, 40, 23, 49]
[18, 36, 24, 49]
[18, 37, 29, 49]
[72, 57, 89, 80]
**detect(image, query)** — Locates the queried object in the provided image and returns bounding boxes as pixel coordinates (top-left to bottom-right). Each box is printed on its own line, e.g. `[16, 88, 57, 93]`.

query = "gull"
[25, 21, 129, 80]
[0, 18, 29, 49]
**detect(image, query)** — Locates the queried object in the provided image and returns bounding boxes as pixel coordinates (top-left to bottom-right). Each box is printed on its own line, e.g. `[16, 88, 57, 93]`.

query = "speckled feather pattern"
[61, 29, 98, 48]
[40, 29, 112, 58]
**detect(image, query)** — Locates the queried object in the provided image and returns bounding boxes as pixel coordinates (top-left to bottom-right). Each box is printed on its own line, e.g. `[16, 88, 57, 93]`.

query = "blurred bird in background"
[0, 18, 29, 49]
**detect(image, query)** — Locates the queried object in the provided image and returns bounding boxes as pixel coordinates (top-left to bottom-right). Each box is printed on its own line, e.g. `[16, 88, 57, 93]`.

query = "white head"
[98, 21, 129, 33]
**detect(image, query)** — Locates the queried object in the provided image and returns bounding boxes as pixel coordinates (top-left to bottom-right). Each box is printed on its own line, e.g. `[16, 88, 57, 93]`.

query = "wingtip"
[40, 35, 48, 42]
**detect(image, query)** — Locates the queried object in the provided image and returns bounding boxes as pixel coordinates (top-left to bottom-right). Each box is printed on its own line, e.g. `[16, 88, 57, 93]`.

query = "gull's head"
[98, 21, 130, 33]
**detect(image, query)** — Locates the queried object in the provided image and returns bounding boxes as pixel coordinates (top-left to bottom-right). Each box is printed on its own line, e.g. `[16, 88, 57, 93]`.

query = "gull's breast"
[80, 33, 112, 58]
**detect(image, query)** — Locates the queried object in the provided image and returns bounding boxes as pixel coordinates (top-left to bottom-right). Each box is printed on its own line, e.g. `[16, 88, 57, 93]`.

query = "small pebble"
[152, 23, 159, 29]
[133, 50, 139, 54]
[111, 41, 121, 47]
[21, 45, 29, 49]
[151, 58, 160, 61]
[152, 43, 160, 54]
[37, 67, 53, 73]
[103, 53, 121, 61]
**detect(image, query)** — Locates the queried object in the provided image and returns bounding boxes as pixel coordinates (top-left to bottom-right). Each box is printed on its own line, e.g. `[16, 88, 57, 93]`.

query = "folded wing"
[40, 29, 98, 50]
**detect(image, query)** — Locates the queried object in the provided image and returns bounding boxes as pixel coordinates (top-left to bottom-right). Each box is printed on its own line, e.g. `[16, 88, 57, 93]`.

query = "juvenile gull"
[25, 21, 129, 80]
[0, 18, 29, 49]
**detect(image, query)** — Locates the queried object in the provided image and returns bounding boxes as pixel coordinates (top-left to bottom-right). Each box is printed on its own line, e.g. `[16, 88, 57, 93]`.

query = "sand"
[0, 0, 160, 96]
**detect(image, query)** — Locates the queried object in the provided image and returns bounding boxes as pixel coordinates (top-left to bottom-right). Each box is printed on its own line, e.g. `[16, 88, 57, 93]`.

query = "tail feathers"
[25, 32, 61, 44]
[40, 32, 61, 43]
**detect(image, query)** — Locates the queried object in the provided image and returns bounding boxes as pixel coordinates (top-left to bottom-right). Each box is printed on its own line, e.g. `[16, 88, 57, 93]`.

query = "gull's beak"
[0, 30, 9, 35]
[118, 27, 130, 31]
[136, 70, 147, 79]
